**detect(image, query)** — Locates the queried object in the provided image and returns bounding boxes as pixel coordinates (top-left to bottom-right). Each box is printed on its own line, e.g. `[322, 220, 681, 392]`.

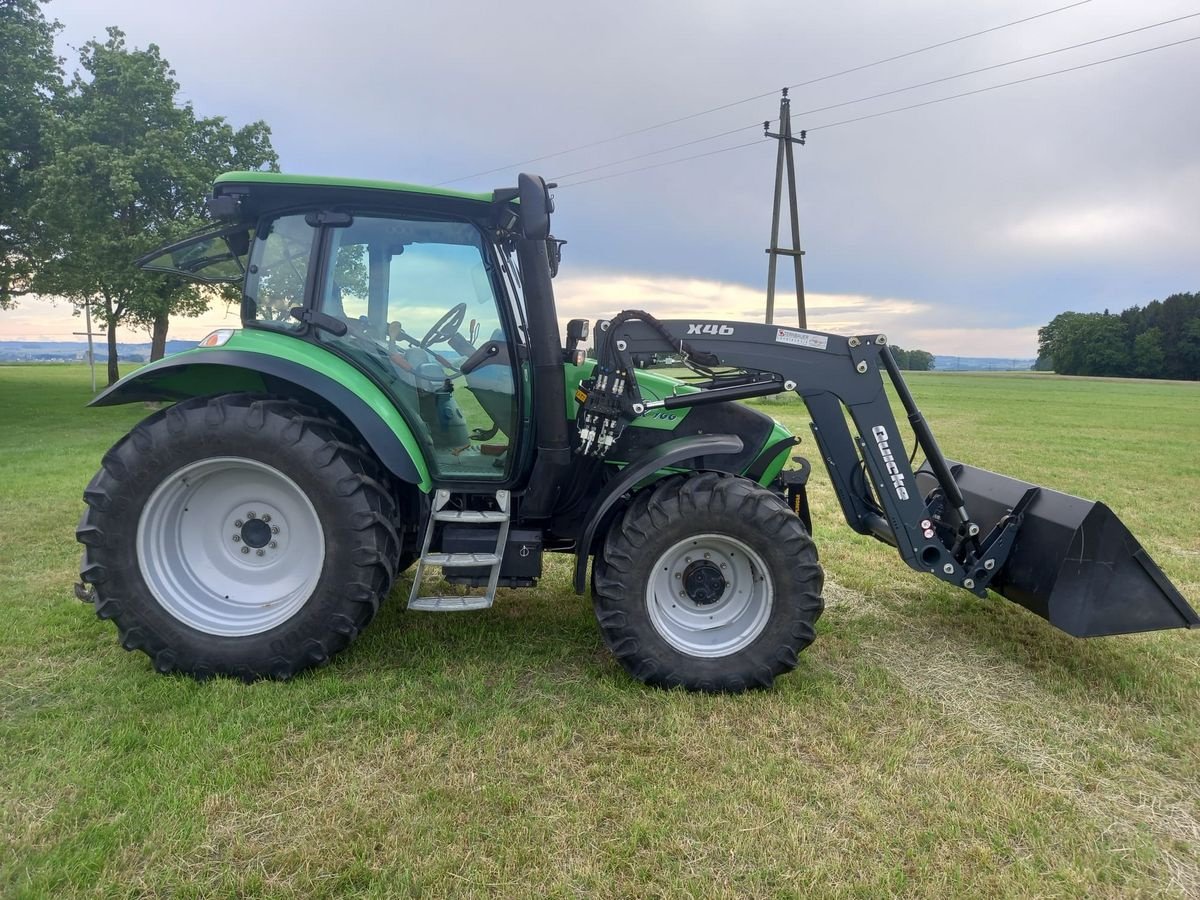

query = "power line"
[791, 12, 1200, 125]
[803, 34, 1200, 133]
[550, 13, 1200, 183]
[557, 34, 1200, 189]
[438, 0, 1094, 185]
[560, 139, 768, 189]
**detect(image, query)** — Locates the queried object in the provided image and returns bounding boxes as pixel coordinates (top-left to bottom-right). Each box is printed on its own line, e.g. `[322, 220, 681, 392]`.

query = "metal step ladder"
[407, 488, 510, 612]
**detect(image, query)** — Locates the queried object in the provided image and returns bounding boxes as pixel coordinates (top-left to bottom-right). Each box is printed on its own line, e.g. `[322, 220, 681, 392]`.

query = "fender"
[91, 348, 430, 490]
[571, 433, 744, 593]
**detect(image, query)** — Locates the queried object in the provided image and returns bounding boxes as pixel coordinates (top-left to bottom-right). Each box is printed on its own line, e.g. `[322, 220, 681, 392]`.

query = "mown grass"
[1, 364, 1198, 898]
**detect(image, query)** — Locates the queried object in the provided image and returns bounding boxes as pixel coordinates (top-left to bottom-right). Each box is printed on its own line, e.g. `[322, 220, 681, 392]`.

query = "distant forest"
[1036, 291, 1200, 380]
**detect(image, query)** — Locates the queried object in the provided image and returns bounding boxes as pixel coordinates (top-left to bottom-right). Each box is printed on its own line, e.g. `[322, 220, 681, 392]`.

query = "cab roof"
[212, 171, 505, 219]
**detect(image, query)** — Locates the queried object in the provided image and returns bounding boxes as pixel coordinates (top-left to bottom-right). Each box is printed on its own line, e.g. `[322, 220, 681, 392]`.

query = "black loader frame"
[577, 315, 1198, 638]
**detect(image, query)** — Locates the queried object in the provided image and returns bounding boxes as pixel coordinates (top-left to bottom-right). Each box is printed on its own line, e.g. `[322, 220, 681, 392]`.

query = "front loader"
[76, 171, 1196, 692]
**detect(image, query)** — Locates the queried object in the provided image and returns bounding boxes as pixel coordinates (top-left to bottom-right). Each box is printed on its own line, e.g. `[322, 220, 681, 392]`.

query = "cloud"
[24, 0, 1200, 351]
[552, 269, 1030, 354]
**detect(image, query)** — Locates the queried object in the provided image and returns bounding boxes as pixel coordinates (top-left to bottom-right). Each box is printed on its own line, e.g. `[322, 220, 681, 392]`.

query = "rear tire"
[77, 393, 402, 681]
[592, 473, 823, 693]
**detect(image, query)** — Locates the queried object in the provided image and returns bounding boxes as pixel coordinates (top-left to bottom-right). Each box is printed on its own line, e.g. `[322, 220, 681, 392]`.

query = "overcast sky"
[4, 0, 1198, 355]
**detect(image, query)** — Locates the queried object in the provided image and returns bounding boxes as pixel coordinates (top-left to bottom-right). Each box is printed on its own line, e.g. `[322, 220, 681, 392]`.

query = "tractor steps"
[422, 552, 500, 567]
[432, 509, 508, 523]
[407, 488, 510, 612]
[408, 595, 493, 612]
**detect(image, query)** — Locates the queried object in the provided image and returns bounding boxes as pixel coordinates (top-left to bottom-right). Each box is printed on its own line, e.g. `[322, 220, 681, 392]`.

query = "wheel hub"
[682, 560, 726, 605]
[240, 517, 272, 549]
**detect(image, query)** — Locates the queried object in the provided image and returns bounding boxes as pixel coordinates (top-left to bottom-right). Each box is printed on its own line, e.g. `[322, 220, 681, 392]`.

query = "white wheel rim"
[136, 457, 325, 636]
[646, 533, 774, 658]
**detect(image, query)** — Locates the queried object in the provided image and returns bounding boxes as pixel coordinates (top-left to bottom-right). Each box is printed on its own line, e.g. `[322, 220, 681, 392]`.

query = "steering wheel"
[421, 302, 467, 348]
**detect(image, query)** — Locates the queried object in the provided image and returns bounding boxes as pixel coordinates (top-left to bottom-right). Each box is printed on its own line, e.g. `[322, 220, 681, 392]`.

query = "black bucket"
[917, 460, 1198, 637]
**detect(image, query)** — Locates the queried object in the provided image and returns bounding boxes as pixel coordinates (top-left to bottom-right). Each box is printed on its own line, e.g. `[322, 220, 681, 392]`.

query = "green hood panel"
[563, 363, 796, 485]
[563, 363, 697, 431]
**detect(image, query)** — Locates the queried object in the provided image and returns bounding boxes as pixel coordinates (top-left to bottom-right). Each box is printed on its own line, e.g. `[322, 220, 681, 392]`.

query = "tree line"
[1036, 292, 1200, 380]
[1, 0, 277, 384]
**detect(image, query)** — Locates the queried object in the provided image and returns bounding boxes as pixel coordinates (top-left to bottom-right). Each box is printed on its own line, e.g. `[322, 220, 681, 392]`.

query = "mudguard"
[91, 340, 430, 490]
[571, 433, 744, 593]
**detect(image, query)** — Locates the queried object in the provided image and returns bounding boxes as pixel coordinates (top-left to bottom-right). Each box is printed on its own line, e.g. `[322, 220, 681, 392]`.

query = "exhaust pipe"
[918, 461, 1198, 637]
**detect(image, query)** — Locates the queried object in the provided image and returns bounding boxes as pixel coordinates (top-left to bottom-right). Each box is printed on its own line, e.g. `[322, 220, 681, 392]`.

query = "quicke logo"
[871, 425, 910, 501]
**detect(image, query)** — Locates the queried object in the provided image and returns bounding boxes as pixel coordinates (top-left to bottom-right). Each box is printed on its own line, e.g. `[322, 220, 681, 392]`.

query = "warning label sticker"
[775, 328, 828, 350]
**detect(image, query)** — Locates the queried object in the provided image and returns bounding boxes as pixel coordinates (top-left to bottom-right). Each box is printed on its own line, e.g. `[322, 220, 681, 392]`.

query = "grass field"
[2, 364, 1198, 898]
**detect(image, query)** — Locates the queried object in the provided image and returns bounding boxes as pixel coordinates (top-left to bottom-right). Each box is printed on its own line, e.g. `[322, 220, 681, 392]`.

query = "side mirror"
[517, 173, 554, 240]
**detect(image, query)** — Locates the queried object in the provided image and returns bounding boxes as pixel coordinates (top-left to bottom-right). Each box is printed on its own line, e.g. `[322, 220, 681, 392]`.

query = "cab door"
[310, 214, 523, 483]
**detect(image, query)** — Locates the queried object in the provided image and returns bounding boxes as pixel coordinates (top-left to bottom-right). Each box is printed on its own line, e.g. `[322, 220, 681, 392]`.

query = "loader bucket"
[917, 460, 1198, 637]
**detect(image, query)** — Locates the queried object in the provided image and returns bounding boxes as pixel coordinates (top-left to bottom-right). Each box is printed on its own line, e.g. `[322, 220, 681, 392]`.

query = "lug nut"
[269, 541, 278, 549]
[261, 514, 271, 523]
[256, 549, 265, 557]
[241, 546, 250, 554]
[942, 563, 955, 574]
[675, 572, 681, 579]
[232, 535, 241, 542]
[247, 511, 257, 519]
[271, 526, 280, 534]
[234, 519, 243, 527]
[703, 552, 711, 559]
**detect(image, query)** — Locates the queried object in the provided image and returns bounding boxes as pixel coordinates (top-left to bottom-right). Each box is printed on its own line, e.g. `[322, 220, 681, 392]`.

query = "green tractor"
[76, 171, 1196, 691]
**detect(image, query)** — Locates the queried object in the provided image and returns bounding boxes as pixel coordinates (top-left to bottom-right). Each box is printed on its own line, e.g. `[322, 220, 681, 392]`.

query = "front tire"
[592, 473, 823, 692]
[77, 394, 402, 680]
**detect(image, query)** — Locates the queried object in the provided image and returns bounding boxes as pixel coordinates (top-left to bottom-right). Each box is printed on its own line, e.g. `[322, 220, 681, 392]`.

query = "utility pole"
[72, 304, 101, 393]
[764, 88, 807, 327]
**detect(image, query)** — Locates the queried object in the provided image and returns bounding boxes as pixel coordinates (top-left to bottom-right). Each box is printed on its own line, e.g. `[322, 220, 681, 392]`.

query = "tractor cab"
[137, 174, 538, 484]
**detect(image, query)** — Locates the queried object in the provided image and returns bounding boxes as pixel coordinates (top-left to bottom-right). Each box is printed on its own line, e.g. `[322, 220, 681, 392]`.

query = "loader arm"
[587, 315, 1198, 637]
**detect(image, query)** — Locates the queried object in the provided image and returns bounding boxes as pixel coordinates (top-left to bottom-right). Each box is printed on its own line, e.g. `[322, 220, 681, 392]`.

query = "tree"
[32, 28, 276, 383]
[1038, 311, 1129, 377]
[0, 0, 61, 307]
[1131, 327, 1165, 378]
[888, 346, 935, 371]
